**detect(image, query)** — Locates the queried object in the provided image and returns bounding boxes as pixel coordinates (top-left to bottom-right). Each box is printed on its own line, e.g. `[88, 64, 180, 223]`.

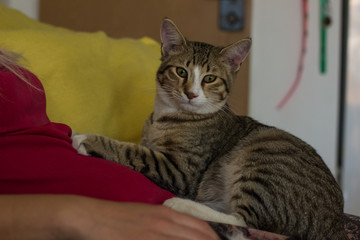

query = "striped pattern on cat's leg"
[72, 134, 190, 196]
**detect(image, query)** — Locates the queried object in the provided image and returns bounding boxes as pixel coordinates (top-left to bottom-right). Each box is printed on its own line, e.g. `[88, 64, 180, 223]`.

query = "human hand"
[61, 196, 220, 240]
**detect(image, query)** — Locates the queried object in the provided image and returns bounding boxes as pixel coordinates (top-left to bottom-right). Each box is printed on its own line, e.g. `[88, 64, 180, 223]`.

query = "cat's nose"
[185, 91, 198, 100]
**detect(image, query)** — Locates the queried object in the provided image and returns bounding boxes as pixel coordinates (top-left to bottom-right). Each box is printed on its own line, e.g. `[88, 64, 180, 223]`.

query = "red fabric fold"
[0, 67, 174, 204]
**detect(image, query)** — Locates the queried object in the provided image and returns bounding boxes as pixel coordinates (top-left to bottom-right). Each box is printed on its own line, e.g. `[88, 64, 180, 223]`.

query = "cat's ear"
[160, 18, 186, 57]
[220, 38, 252, 72]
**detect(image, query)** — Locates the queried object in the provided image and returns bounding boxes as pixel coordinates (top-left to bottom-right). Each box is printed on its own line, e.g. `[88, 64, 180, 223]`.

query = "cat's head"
[156, 18, 251, 115]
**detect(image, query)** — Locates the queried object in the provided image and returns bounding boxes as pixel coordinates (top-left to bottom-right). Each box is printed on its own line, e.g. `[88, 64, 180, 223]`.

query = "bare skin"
[0, 194, 219, 240]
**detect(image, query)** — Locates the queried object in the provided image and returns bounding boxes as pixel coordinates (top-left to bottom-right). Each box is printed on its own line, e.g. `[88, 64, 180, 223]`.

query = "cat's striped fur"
[73, 19, 346, 240]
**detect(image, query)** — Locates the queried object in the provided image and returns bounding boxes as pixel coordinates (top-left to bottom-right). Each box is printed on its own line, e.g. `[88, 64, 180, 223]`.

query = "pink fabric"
[0, 67, 174, 204]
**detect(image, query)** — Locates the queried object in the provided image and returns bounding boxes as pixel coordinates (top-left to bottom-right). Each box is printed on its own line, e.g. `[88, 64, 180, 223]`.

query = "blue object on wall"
[219, 0, 245, 31]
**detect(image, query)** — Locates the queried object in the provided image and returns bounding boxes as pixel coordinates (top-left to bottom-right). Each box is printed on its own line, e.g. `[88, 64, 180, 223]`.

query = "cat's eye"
[203, 75, 217, 83]
[176, 67, 188, 78]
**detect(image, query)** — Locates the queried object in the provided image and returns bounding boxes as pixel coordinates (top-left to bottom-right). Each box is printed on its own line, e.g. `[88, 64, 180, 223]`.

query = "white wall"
[0, 0, 39, 19]
[249, 0, 341, 176]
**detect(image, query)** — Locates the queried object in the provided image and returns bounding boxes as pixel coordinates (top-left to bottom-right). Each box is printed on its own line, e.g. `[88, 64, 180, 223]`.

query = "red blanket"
[0, 67, 174, 204]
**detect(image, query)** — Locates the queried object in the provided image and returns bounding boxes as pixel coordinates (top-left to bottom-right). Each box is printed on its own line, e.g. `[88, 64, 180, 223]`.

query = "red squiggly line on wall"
[277, 0, 308, 110]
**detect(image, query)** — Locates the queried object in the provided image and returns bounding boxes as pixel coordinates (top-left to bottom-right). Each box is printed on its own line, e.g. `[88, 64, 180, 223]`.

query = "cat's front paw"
[71, 134, 90, 156]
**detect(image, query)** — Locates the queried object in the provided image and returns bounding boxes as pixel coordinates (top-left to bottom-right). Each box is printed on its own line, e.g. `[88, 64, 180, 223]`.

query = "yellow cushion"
[0, 4, 160, 143]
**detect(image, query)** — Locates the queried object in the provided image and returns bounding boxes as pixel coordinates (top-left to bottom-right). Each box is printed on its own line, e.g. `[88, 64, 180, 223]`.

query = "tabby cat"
[72, 19, 347, 240]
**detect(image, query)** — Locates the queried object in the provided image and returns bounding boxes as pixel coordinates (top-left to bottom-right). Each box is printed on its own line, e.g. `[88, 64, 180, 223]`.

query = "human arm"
[0, 194, 219, 240]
